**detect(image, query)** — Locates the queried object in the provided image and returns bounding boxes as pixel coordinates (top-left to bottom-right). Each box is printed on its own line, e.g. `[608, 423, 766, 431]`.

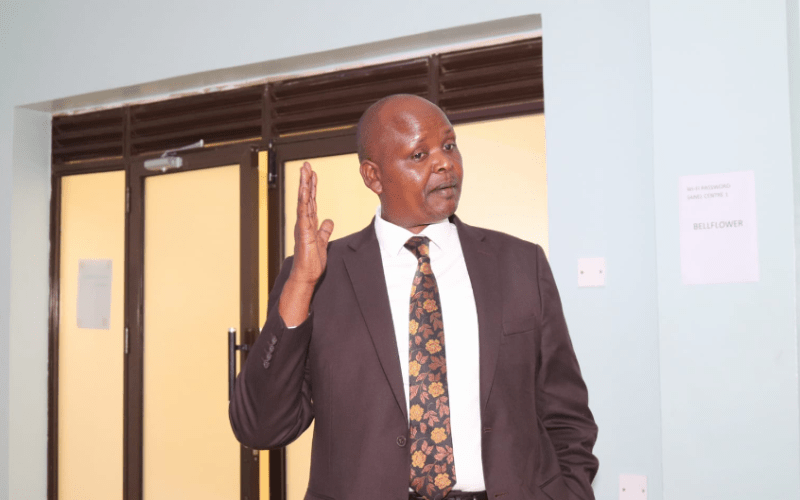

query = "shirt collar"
[373, 206, 455, 257]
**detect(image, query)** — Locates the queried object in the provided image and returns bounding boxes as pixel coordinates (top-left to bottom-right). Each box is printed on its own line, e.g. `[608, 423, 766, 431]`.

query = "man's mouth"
[432, 181, 458, 192]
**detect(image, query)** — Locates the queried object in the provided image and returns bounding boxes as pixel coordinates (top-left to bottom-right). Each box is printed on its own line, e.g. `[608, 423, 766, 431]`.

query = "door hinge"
[126, 186, 131, 214]
[124, 326, 129, 354]
[267, 142, 278, 188]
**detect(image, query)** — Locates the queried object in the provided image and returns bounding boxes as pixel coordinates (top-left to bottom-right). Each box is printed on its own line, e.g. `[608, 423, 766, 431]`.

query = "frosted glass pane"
[59, 171, 125, 500]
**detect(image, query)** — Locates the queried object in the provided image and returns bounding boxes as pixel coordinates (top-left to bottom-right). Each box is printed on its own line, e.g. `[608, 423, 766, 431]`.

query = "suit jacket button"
[396, 436, 407, 447]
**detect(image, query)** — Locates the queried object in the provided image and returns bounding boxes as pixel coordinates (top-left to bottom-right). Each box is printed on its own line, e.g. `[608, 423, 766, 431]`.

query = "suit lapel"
[454, 217, 502, 412]
[343, 222, 408, 420]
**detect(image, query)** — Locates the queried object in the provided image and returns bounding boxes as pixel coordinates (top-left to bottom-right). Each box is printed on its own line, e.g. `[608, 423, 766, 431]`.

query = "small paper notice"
[679, 171, 759, 285]
[77, 259, 113, 329]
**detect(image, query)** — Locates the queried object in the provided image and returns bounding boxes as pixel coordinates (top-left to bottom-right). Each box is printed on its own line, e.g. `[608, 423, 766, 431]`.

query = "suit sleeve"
[534, 245, 599, 499]
[229, 257, 315, 449]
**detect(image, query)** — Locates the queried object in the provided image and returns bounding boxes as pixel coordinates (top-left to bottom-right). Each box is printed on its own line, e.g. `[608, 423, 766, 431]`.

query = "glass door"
[130, 146, 261, 500]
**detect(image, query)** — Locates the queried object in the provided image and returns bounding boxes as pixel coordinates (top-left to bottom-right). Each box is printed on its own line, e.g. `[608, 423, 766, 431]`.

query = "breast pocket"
[502, 314, 537, 336]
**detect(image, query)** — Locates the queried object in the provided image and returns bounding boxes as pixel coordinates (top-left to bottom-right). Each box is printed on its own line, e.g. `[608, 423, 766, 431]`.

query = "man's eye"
[444, 143, 456, 151]
[412, 152, 425, 160]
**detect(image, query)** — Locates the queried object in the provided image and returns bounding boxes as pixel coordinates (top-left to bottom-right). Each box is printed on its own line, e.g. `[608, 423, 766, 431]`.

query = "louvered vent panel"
[51, 38, 543, 165]
[129, 85, 264, 156]
[270, 58, 429, 136]
[52, 108, 125, 164]
[439, 39, 543, 117]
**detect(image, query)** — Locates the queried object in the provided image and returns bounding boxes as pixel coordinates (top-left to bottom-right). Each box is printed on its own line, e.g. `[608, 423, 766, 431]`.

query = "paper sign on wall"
[77, 259, 113, 329]
[678, 171, 759, 285]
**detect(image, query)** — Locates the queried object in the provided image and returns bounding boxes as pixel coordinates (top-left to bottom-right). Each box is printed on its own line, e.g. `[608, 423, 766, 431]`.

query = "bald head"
[356, 94, 448, 163]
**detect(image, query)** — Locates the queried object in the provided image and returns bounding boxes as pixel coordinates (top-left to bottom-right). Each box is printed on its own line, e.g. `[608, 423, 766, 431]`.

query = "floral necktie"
[405, 236, 456, 500]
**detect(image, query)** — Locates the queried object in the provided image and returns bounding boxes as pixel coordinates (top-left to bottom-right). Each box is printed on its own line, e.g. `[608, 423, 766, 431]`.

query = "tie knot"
[404, 236, 430, 259]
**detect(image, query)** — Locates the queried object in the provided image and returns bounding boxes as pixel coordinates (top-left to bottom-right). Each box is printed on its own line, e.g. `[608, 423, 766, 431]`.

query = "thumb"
[318, 219, 334, 246]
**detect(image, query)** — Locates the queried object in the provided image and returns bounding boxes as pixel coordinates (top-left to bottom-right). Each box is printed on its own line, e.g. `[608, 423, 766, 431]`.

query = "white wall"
[650, 0, 800, 498]
[2, 1, 799, 499]
[0, 111, 10, 500]
[542, 3, 662, 497]
[8, 107, 51, 500]
[789, 2, 800, 476]
[1, 5, 16, 496]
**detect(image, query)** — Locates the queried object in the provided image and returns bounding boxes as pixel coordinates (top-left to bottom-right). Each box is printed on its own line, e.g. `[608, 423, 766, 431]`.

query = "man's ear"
[360, 160, 383, 195]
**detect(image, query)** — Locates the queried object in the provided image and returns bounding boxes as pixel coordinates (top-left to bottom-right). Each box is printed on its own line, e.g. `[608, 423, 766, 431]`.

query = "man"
[230, 95, 598, 500]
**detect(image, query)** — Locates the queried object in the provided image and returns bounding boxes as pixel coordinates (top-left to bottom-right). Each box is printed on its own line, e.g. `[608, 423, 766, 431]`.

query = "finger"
[298, 163, 310, 206]
[297, 163, 312, 221]
[310, 170, 318, 220]
[318, 219, 334, 246]
[311, 167, 317, 201]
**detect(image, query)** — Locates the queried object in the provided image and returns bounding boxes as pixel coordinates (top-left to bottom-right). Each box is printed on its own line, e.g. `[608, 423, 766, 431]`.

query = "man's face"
[368, 98, 463, 232]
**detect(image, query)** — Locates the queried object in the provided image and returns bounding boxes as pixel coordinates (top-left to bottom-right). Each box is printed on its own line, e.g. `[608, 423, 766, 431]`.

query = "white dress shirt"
[373, 207, 486, 492]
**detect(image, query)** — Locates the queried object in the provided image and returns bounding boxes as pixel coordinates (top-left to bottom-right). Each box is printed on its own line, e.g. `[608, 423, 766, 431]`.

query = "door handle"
[228, 327, 250, 401]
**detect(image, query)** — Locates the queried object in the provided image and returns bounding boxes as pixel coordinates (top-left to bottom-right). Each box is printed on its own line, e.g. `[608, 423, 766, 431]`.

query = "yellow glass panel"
[143, 165, 240, 500]
[280, 115, 547, 498]
[58, 171, 125, 500]
[258, 151, 270, 500]
[454, 114, 549, 254]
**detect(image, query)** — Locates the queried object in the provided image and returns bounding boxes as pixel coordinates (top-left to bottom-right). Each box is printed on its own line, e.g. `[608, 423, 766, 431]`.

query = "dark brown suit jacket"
[230, 217, 598, 500]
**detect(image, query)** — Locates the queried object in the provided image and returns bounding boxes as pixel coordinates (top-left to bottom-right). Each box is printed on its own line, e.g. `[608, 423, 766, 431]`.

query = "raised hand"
[279, 162, 334, 326]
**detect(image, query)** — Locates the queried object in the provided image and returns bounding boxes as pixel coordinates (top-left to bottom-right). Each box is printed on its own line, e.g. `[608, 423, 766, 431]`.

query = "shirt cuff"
[283, 312, 312, 330]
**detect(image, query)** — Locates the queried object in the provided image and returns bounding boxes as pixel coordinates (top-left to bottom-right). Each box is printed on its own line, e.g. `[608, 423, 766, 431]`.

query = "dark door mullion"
[124, 163, 145, 500]
[267, 144, 286, 500]
[239, 146, 262, 500]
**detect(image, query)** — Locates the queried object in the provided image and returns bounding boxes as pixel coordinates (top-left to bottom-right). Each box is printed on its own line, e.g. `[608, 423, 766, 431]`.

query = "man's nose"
[431, 150, 453, 172]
